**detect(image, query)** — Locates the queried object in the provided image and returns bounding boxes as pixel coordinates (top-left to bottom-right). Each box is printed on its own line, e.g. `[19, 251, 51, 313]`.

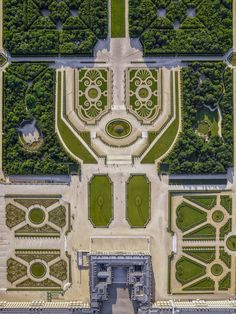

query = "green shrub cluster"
[4, 0, 108, 56]
[3, 63, 74, 175]
[163, 62, 233, 174]
[129, 0, 232, 55]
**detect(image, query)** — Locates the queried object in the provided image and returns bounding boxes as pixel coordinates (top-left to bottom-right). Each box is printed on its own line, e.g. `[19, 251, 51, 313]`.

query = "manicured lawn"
[30, 262, 46, 278]
[29, 208, 45, 225]
[184, 249, 215, 264]
[226, 235, 236, 251]
[183, 277, 215, 291]
[126, 175, 150, 227]
[219, 273, 231, 290]
[176, 257, 206, 285]
[212, 210, 224, 223]
[211, 264, 223, 276]
[57, 72, 97, 164]
[183, 224, 216, 241]
[141, 72, 180, 163]
[89, 175, 113, 227]
[219, 248, 231, 268]
[220, 218, 232, 239]
[111, 0, 125, 38]
[220, 195, 232, 214]
[196, 107, 219, 137]
[184, 195, 217, 210]
[176, 202, 207, 232]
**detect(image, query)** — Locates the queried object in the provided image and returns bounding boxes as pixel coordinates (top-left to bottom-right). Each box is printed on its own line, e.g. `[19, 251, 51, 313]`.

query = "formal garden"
[3, 0, 108, 56]
[57, 71, 97, 164]
[126, 174, 150, 227]
[129, 0, 232, 55]
[141, 70, 180, 163]
[168, 192, 234, 294]
[7, 249, 70, 290]
[77, 68, 111, 124]
[5, 197, 70, 237]
[88, 175, 113, 227]
[162, 62, 233, 174]
[127, 68, 160, 124]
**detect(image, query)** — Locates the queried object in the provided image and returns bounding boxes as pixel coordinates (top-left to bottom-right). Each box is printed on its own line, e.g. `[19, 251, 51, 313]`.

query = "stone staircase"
[106, 155, 132, 165]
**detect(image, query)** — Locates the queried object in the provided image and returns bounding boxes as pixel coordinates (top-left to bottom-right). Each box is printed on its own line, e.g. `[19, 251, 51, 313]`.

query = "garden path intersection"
[0, 0, 236, 313]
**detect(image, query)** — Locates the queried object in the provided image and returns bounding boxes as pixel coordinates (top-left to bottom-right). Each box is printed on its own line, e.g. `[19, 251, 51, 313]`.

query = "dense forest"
[129, 0, 232, 55]
[4, 0, 108, 56]
[163, 62, 233, 174]
[3, 63, 75, 175]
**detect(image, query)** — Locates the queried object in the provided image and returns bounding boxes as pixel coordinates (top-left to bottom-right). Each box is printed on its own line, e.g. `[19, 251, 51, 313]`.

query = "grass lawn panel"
[220, 195, 232, 214]
[184, 195, 217, 210]
[219, 248, 231, 268]
[226, 235, 236, 251]
[197, 121, 210, 136]
[211, 264, 223, 276]
[183, 277, 215, 291]
[111, 0, 125, 38]
[29, 208, 45, 225]
[219, 273, 231, 291]
[30, 262, 46, 279]
[183, 224, 216, 241]
[212, 210, 224, 223]
[175, 256, 206, 285]
[57, 72, 97, 164]
[126, 175, 150, 227]
[220, 218, 232, 240]
[183, 249, 215, 264]
[196, 107, 219, 137]
[141, 72, 180, 163]
[176, 202, 207, 232]
[89, 175, 113, 227]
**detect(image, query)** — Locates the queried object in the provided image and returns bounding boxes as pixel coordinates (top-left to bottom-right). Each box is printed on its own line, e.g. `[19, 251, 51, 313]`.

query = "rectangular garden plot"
[7, 249, 71, 291]
[5, 196, 71, 238]
[126, 68, 160, 124]
[168, 192, 235, 295]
